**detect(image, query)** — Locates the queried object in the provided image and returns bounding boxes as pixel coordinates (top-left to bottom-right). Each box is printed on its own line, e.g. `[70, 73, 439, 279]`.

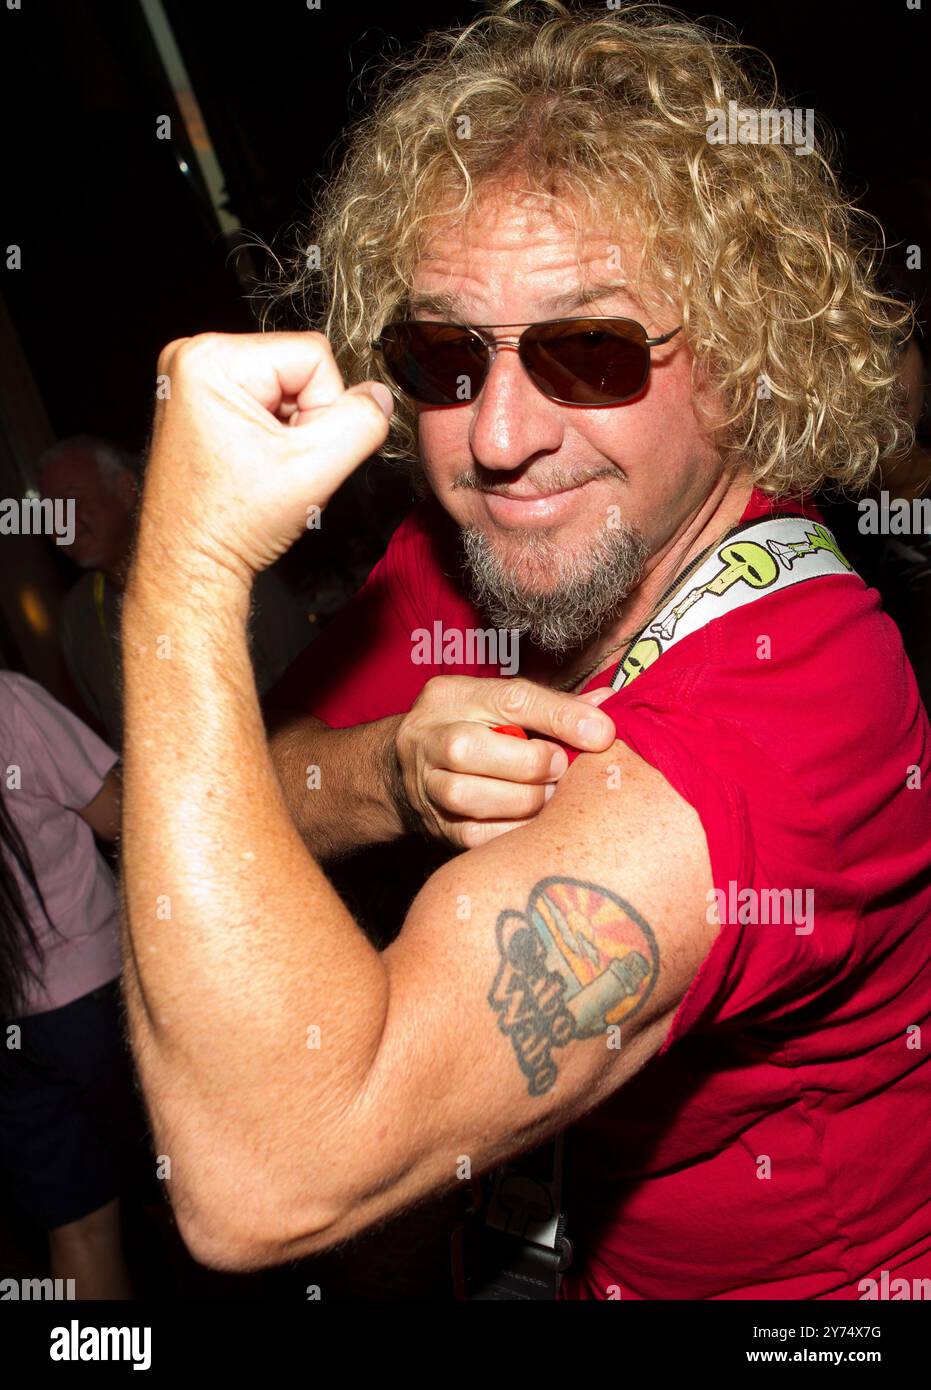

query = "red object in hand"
[491, 724, 529, 739]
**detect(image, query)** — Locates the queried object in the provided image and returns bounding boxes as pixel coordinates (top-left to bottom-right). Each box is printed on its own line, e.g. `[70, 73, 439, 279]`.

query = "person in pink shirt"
[0, 672, 135, 1298]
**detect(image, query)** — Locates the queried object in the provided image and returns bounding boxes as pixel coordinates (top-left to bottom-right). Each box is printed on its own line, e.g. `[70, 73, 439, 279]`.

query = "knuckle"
[156, 336, 190, 374]
[355, 392, 390, 431]
[419, 676, 444, 705]
[444, 730, 476, 770]
[441, 776, 471, 813]
[301, 331, 339, 371]
[184, 331, 221, 357]
[521, 783, 547, 814]
[498, 678, 534, 717]
[535, 742, 558, 777]
[420, 675, 457, 709]
[172, 333, 220, 373]
[550, 697, 582, 740]
[457, 820, 486, 850]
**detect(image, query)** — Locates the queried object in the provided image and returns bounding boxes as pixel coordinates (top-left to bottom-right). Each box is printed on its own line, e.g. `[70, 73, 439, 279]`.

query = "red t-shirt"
[269, 487, 931, 1300]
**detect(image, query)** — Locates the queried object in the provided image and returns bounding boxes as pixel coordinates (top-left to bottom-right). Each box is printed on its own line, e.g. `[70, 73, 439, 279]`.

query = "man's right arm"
[267, 711, 407, 860]
[267, 677, 617, 859]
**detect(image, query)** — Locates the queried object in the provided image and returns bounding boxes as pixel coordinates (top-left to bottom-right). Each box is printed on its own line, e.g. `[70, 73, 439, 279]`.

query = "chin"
[496, 533, 593, 595]
[488, 517, 582, 559]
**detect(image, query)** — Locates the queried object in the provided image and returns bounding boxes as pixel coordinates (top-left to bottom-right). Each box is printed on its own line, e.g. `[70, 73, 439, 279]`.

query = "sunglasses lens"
[521, 318, 650, 405]
[376, 322, 488, 405]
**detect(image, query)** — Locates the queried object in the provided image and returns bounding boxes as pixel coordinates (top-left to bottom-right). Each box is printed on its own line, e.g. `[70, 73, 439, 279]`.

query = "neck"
[552, 470, 755, 692]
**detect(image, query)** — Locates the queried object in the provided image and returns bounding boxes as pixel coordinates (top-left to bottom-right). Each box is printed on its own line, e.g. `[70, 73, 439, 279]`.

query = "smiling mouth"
[488, 483, 584, 502]
[479, 475, 608, 526]
[484, 475, 606, 501]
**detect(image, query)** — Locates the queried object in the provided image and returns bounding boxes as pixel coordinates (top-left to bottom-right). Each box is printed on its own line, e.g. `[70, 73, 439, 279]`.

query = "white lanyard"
[610, 515, 854, 691]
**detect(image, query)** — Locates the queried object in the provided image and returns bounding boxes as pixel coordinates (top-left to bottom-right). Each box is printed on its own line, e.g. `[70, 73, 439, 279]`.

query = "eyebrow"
[403, 279, 638, 321]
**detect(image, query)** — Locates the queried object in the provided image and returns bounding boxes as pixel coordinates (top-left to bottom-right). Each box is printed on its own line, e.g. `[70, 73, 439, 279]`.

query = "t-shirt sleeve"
[599, 698, 867, 1053]
[7, 675, 118, 811]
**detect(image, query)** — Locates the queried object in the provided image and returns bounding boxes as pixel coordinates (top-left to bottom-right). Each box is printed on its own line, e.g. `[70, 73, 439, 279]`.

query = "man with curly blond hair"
[119, 1, 931, 1299]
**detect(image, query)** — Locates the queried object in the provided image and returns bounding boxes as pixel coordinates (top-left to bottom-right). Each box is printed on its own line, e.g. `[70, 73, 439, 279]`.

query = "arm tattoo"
[487, 876, 659, 1097]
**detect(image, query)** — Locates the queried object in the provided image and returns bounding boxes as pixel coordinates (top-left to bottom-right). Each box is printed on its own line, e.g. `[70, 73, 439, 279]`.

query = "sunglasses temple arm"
[645, 325, 683, 347]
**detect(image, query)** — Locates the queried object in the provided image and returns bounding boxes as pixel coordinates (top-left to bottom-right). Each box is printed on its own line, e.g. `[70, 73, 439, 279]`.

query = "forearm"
[267, 711, 408, 859]
[119, 561, 389, 1241]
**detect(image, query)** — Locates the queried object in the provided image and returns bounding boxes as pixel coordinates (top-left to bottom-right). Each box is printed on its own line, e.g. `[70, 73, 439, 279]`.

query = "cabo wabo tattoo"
[488, 876, 659, 1096]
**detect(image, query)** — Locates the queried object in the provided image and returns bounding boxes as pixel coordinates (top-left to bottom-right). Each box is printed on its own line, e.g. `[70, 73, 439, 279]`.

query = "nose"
[468, 343, 565, 473]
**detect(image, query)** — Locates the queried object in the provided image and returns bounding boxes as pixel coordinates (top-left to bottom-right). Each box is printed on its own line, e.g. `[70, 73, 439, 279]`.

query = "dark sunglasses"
[371, 316, 682, 408]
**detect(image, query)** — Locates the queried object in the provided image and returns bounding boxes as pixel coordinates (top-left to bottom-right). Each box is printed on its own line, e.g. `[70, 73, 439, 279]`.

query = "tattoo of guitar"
[487, 876, 659, 1096]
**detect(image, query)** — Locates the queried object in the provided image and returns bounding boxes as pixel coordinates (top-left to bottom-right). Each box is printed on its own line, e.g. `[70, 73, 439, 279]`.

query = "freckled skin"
[413, 183, 753, 655]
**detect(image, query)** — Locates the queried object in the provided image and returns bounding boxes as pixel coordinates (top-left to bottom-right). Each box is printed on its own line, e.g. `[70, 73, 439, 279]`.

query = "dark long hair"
[0, 781, 58, 1022]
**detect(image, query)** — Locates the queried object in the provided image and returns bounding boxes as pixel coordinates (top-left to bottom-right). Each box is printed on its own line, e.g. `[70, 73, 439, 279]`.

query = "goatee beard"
[460, 521, 650, 655]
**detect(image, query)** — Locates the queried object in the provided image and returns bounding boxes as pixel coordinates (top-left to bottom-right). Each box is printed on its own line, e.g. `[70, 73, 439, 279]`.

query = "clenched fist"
[134, 331, 392, 588]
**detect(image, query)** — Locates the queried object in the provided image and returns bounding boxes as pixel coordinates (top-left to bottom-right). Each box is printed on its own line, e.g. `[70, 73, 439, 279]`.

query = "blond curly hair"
[260, 0, 913, 497]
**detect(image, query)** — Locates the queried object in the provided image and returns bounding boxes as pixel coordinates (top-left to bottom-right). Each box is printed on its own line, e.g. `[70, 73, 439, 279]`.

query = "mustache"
[451, 466, 617, 494]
